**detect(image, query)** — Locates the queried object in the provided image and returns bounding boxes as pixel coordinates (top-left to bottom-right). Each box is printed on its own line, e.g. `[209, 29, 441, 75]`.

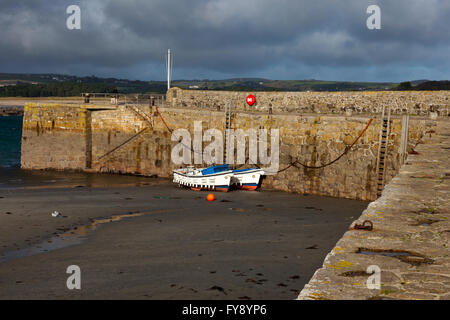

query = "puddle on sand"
[0, 210, 173, 264]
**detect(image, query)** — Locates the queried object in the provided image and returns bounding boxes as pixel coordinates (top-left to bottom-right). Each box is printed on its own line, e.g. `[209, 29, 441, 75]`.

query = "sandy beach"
[0, 97, 97, 107]
[0, 172, 369, 299]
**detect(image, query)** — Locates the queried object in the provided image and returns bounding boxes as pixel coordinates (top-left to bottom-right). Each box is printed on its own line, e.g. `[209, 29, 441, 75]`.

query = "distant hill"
[395, 80, 450, 91]
[0, 73, 447, 97]
[410, 79, 430, 86]
[169, 78, 397, 92]
[0, 73, 167, 96]
[414, 81, 450, 90]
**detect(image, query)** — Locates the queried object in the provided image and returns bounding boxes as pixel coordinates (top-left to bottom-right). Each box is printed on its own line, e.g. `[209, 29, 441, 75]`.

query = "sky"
[0, 0, 449, 82]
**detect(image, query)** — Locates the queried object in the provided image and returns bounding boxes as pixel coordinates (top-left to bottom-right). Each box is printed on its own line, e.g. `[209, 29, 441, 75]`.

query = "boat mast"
[167, 49, 172, 90]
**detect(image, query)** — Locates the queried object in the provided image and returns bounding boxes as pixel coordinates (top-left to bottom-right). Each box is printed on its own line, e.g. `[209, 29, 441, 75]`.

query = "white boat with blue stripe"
[173, 164, 264, 192]
[230, 167, 265, 190]
[173, 164, 233, 192]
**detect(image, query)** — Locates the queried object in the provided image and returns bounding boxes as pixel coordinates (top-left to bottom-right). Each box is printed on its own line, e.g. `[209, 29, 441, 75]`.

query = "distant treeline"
[1, 79, 448, 97]
[396, 81, 450, 91]
[0, 82, 117, 97]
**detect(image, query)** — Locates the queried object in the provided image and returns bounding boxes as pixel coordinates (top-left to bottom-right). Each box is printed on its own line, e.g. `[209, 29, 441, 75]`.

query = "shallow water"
[0, 115, 22, 169]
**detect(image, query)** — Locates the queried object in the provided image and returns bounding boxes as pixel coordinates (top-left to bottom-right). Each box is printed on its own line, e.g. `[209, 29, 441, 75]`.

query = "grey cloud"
[0, 0, 448, 81]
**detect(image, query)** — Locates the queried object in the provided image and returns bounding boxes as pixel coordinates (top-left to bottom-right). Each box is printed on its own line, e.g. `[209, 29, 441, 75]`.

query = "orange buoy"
[207, 193, 215, 201]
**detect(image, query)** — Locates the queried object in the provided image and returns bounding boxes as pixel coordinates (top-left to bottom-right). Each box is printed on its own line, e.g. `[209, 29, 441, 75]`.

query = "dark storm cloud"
[0, 0, 448, 81]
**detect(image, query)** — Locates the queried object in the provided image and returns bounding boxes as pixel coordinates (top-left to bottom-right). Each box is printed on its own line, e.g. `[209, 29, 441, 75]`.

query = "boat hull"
[190, 185, 230, 192]
[236, 183, 258, 191]
[231, 168, 265, 191]
[173, 168, 233, 192]
[173, 165, 264, 192]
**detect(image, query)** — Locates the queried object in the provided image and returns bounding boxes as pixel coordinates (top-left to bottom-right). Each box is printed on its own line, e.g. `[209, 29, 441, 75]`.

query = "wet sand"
[0, 172, 369, 299]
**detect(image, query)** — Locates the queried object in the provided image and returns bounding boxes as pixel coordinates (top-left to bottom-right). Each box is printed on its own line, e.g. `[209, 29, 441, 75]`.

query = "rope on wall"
[277, 118, 374, 172]
[156, 106, 374, 173]
[155, 106, 173, 133]
[96, 127, 150, 162]
[155, 106, 204, 155]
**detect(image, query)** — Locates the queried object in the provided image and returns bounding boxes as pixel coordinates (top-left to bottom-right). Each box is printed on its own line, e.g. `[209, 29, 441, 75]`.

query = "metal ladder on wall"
[224, 103, 233, 164]
[376, 105, 391, 197]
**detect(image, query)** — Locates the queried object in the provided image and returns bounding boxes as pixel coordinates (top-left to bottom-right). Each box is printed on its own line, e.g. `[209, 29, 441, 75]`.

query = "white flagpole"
[167, 49, 172, 90]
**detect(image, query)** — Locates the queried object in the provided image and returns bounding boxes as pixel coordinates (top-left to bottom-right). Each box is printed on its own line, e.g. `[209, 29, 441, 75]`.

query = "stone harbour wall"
[167, 88, 450, 116]
[21, 98, 437, 200]
[297, 120, 449, 300]
[21, 103, 91, 171]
